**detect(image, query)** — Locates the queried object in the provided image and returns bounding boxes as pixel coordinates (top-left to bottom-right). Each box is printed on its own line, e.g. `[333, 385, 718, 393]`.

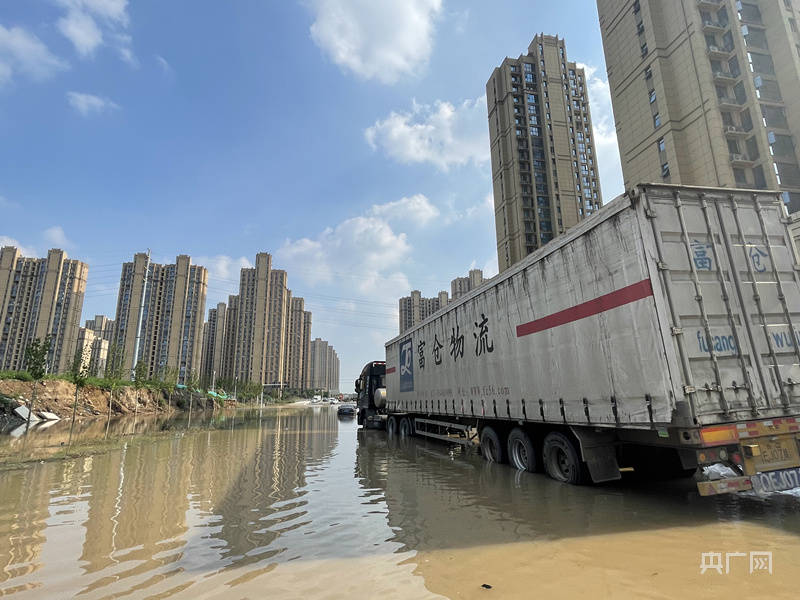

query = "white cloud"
[307, 0, 442, 84]
[577, 62, 624, 199]
[0, 24, 67, 87]
[0, 195, 20, 210]
[0, 236, 37, 257]
[195, 254, 253, 283]
[155, 54, 171, 73]
[277, 213, 411, 298]
[57, 9, 103, 56]
[43, 225, 73, 248]
[56, 0, 134, 63]
[66, 91, 120, 116]
[365, 96, 489, 171]
[369, 193, 440, 226]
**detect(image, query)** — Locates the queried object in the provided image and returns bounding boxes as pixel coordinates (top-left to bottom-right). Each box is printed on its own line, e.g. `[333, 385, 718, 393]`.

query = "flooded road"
[1, 406, 799, 599]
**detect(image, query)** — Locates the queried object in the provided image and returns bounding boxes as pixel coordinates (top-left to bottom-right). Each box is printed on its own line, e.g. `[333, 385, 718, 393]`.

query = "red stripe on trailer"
[516, 278, 655, 338]
[386, 367, 396, 374]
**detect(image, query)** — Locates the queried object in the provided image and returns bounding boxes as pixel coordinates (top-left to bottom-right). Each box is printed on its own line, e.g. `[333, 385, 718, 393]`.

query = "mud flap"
[570, 426, 621, 483]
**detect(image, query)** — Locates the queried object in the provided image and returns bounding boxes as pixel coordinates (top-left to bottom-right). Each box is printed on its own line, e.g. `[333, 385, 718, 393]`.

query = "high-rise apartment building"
[308, 337, 339, 393]
[451, 268, 486, 300]
[487, 34, 603, 272]
[302, 310, 313, 389]
[113, 253, 207, 383]
[0, 247, 88, 373]
[597, 0, 800, 210]
[200, 302, 227, 384]
[284, 297, 311, 390]
[265, 270, 289, 388]
[399, 290, 447, 334]
[231, 253, 272, 385]
[220, 295, 239, 382]
[84, 314, 114, 341]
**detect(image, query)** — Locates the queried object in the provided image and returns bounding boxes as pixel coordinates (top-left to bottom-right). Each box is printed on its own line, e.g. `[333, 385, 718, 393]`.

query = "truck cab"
[356, 361, 386, 428]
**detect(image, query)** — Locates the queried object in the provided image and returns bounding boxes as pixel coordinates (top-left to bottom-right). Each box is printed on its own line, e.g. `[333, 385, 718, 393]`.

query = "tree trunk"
[105, 388, 114, 438]
[25, 380, 38, 433]
[68, 385, 79, 448]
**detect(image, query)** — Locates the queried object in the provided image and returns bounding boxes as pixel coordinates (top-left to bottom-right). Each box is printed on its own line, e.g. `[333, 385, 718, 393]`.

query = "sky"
[0, 0, 623, 392]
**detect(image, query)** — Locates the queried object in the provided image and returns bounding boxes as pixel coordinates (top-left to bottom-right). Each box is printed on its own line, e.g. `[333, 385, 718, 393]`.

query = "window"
[530, 127, 540, 136]
[653, 112, 661, 128]
[733, 168, 748, 186]
[791, 18, 798, 32]
[637, 22, 645, 35]
[641, 43, 648, 57]
[661, 162, 670, 177]
[649, 89, 657, 103]
[633, 0, 640, 13]
[644, 66, 652, 79]
[525, 73, 534, 83]
[510, 65, 518, 72]
[524, 63, 533, 72]
[657, 137, 665, 152]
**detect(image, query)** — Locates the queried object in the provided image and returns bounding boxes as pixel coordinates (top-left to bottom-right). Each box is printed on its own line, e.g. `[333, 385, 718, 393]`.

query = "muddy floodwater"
[1, 407, 800, 599]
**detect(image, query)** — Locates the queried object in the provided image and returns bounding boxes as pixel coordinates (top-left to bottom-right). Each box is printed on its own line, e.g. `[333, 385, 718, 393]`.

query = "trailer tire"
[480, 426, 506, 464]
[399, 416, 414, 437]
[543, 432, 588, 484]
[507, 428, 537, 472]
[386, 416, 398, 436]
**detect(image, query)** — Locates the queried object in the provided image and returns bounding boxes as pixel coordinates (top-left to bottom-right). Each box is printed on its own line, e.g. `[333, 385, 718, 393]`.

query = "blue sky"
[0, 0, 622, 391]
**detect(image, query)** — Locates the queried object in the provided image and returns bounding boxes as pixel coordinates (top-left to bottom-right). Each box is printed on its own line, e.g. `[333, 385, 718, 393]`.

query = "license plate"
[744, 436, 800, 474]
[750, 467, 800, 494]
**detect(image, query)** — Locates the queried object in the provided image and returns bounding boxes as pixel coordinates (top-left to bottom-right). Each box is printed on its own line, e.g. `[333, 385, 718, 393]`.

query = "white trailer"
[371, 184, 800, 495]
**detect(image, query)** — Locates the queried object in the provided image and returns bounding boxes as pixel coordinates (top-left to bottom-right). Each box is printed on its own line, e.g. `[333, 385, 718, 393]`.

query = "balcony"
[730, 153, 756, 166]
[723, 124, 748, 137]
[717, 95, 744, 110]
[697, 0, 722, 6]
[706, 44, 734, 58]
[712, 69, 737, 83]
[702, 18, 726, 33]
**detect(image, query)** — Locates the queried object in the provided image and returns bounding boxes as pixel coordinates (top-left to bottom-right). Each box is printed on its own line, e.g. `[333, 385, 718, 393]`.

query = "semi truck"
[356, 184, 800, 496]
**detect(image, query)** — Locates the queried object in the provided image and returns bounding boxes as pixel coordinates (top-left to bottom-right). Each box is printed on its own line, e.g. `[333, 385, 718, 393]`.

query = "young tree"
[161, 366, 179, 412]
[68, 344, 90, 447]
[104, 343, 126, 436]
[23, 336, 51, 432]
[133, 359, 149, 418]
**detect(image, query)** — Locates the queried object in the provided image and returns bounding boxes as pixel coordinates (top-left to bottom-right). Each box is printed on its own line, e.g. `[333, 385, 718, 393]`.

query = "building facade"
[399, 290, 447, 334]
[231, 253, 272, 385]
[200, 302, 227, 385]
[284, 297, 311, 390]
[113, 253, 207, 383]
[451, 269, 486, 300]
[308, 337, 339, 393]
[597, 0, 800, 210]
[0, 247, 88, 373]
[265, 270, 289, 388]
[487, 34, 602, 273]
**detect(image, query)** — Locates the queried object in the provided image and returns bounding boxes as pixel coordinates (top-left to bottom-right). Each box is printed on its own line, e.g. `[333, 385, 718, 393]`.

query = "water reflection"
[1, 408, 799, 599]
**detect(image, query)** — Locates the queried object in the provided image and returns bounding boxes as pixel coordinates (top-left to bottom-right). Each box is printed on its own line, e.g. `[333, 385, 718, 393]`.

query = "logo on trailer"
[399, 338, 414, 392]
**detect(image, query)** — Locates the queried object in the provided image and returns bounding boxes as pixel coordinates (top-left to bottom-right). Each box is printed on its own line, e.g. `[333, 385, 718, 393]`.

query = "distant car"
[337, 404, 356, 417]
[330, 398, 339, 405]
[322, 397, 330, 403]
[311, 396, 322, 404]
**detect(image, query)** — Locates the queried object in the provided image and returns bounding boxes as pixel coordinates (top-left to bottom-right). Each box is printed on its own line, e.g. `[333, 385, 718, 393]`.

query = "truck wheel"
[386, 416, 398, 436]
[480, 426, 506, 464]
[507, 428, 537, 472]
[399, 416, 414, 437]
[542, 432, 587, 484]
[357, 409, 364, 426]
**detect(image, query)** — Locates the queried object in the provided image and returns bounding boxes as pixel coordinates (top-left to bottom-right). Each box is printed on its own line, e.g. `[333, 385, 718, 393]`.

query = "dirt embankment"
[0, 379, 178, 422]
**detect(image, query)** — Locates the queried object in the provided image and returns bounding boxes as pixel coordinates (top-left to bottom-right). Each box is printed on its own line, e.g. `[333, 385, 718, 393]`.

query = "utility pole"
[131, 249, 151, 380]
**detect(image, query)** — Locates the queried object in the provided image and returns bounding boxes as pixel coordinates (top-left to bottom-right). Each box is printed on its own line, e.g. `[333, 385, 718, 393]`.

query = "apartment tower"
[0, 247, 88, 373]
[284, 297, 310, 390]
[265, 270, 289, 388]
[200, 302, 227, 383]
[113, 253, 207, 383]
[399, 290, 448, 334]
[451, 268, 486, 300]
[487, 34, 603, 273]
[232, 253, 272, 385]
[597, 0, 800, 209]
